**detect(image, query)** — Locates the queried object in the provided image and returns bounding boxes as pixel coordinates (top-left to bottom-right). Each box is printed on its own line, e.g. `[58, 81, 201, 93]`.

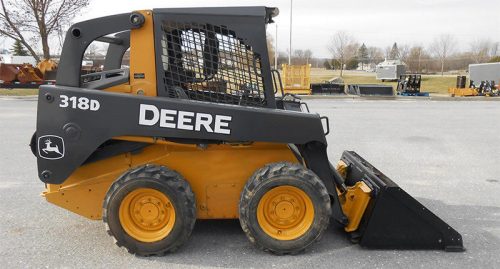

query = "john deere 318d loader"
[31, 7, 463, 256]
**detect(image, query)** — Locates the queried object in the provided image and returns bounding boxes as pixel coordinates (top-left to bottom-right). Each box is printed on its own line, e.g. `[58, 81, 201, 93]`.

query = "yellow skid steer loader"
[31, 7, 463, 256]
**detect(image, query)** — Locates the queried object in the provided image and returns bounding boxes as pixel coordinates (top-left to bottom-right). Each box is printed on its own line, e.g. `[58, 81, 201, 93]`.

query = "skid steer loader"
[31, 7, 463, 256]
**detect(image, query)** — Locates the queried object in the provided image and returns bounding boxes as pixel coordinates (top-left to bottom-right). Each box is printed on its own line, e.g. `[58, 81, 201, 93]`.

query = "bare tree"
[405, 46, 426, 73]
[291, 49, 313, 65]
[399, 44, 410, 64]
[430, 34, 456, 76]
[491, 42, 499, 57]
[469, 39, 492, 63]
[294, 49, 304, 57]
[327, 31, 355, 77]
[344, 42, 360, 69]
[304, 49, 313, 64]
[266, 34, 275, 67]
[384, 46, 391, 59]
[0, 0, 89, 61]
[367, 46, 384, 64]
[276, 51, 288, 66]
[84, 43, 108, 59]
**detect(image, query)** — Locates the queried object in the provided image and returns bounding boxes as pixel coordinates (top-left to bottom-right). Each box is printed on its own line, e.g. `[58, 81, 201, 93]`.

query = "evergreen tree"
[345, 57, 359, 70]
[357, 43, 369, 70]
[11, 40, 29, 56]
[389, 42, 400, 60]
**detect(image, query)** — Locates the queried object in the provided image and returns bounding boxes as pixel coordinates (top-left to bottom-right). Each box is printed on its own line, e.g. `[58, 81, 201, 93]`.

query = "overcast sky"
[2, 0, 499, 57]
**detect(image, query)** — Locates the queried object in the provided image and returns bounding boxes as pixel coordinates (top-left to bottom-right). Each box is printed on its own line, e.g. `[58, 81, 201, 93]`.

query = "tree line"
[270, 31, 500, 77]
[2, 1, 499, 77]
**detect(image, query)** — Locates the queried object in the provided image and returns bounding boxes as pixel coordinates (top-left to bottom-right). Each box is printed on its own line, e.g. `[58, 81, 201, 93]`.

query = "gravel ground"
[0, 97, 499, 268]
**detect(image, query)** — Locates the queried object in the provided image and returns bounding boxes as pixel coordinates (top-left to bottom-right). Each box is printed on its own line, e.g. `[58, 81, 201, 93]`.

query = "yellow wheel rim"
[257, 185, 314, 240]
[119, 188, 175, 243]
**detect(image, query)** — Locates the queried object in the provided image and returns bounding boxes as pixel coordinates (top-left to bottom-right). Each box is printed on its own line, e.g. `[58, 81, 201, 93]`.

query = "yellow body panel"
[100, 10, 156, 96]
[283, 89, 312, 95]
[339, 181, 371, 232]
[105, 83, 132, 94]
[43, 140, 298, 220]
[448, 87, 478, 97]
[129, 10, 157, 97]
[336, 160, 372, 232]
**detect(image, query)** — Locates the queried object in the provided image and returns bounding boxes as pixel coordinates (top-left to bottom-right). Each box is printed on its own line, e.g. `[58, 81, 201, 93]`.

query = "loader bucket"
[310, 83, 346, 95]
[0, 63, 19, 83]
[339, 151, 464, 252]
[17, 64, 43, 83]
[346, 84, 394, 96]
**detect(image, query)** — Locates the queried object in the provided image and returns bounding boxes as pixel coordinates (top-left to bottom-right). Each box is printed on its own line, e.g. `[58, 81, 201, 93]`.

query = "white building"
[0, 52, 37, 66]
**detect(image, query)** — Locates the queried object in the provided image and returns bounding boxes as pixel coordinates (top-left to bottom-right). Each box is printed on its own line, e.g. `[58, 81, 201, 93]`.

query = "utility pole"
[418, 47, 421, 73]
[288, 0, 292, 65]
[275, 24, 278, 69]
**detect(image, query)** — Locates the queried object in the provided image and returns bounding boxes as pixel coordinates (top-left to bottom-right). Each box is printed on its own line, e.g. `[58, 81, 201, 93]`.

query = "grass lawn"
[0, 88, 38, 96]
[0, 68, 456, 96]
[309, 68, 456, 95]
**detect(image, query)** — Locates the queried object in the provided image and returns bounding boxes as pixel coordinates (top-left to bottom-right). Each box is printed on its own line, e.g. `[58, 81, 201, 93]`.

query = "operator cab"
[59, 7, 302, 112]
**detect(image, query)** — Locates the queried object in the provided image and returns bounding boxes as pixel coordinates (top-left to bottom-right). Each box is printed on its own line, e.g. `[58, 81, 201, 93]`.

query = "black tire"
[239, 162, 331, 255]
[103, 164, 196, 256]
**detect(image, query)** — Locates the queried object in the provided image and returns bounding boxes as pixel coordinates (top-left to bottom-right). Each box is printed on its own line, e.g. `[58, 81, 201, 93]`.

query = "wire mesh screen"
[160, 21, 266, 107]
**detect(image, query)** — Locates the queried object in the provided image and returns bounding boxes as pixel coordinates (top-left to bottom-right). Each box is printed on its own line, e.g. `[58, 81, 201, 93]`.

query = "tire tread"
[239, 162, 331, 255]
[103, 164, 196, 256]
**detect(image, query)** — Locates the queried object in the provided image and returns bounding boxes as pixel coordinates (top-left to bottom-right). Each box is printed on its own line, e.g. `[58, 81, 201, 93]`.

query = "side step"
[339, 151, 464, 252]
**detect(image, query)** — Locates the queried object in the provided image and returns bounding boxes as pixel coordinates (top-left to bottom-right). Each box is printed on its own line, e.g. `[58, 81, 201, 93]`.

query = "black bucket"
[456, 76, 467, 88]
[310, 83, 345, 95]
[347, 84, 394, 96]
[339, 151, 464, 251]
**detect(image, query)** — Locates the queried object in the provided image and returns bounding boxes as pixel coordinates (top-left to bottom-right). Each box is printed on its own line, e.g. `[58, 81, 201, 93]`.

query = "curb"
[0, 95, 38, 101]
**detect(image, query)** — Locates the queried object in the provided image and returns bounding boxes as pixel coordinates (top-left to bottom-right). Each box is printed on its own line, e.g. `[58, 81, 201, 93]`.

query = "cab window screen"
[160, 21, 266, 107]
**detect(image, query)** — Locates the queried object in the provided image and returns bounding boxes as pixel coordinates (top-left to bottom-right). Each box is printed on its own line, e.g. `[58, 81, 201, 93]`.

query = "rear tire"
[103, 164, 196, 256]
[239, 162, 331, 255]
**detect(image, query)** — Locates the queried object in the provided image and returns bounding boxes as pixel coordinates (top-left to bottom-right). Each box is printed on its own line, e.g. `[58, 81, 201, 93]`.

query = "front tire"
[239, 162, 331, 255]
[103, 164, 196, 256]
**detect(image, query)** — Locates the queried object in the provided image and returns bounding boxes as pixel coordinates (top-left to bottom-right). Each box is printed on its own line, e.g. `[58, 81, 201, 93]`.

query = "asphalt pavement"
[0, 97, 499, 268]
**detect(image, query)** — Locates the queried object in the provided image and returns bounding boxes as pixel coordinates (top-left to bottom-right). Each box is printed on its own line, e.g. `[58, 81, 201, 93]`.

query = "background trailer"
[469, 62, 500, 84]
[376, 59, 406, 81]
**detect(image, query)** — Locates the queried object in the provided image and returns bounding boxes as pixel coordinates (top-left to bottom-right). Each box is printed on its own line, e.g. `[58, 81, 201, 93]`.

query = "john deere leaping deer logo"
[38, 135, 65, 160]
